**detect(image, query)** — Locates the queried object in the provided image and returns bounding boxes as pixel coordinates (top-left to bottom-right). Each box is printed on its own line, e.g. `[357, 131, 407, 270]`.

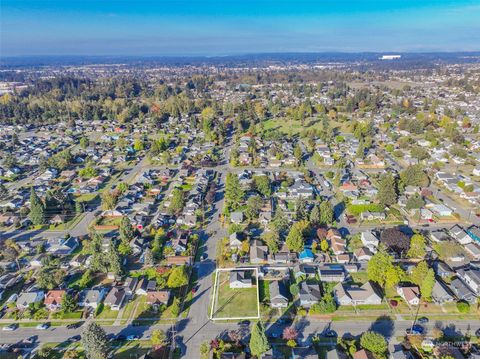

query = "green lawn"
[212, 271, 259, 319]
[95, 304, 120, 319]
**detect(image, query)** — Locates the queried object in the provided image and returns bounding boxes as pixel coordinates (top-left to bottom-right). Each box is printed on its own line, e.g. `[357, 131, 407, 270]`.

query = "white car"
[2, 324, 18, 331]
[126, 335, 139, 341]
[36, 323, 50, 330]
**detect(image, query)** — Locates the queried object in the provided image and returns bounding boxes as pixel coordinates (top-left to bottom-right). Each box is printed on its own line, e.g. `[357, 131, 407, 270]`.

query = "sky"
[1, 0, 480, 56]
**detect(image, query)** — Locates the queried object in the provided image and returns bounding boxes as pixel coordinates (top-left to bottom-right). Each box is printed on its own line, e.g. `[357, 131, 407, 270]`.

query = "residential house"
[298, 249, 315, 263]
[431, 280, 454, 304]
[78, 289, 105, 309]
[360, 231, 379, 252]
[269, 280, 289, 308]
[230, 211, 244, 224]
[229, 271, 252, 289]
[123, 277, 139, 296]
[250, 240, 268, 264]
[229, 232, 243, 250]
[46, 237, 79, 256]
[333, 281, 382, 306]
[136, 278, 157, 296]
[104, 287, 126, 310]
[146, 290, 171, 308]
[16, 291, 44, 310]
[318, 266, 345, 282]
[298, 282, 321, 308]
[44, 290, 66, 311]
[457, 267, 480, 295]
[449, 278, 477, 304]
[396, 286, 420, 306]
[449, 225, 473, 245]
[294, 264, 317, 279]
[354, 247, 374, 262]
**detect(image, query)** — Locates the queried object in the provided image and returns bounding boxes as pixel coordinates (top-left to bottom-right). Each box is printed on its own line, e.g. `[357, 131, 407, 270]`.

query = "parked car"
[417, 317, 429, 324]
[323, 330, 337, 338]
[406, 325, 424, 335]
[2, 324, 18, 331]
[68, 335, 81, 342]
[126, 335, 139, 341]
[36, 323, 50, 330]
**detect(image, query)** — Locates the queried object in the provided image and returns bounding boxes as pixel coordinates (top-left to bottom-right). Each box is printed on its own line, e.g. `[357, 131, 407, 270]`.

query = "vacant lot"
[211, 270, 259, 319]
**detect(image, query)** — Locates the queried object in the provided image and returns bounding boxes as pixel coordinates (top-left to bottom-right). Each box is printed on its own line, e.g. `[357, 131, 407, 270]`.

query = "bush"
[347, 204, 384, 216]
[456, 301, 470, 313]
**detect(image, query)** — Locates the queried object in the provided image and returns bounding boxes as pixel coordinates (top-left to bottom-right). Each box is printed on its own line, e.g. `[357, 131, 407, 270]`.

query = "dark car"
[116, 334, 126, 341]
[406, 325, 424, 335]
[323, 330, 337, 338]
[278, 318, 293, 325]
[68, 335, 81, 342]
[238, 320, 251, 326]
[417, 317, 429, 324]
[66, 323, 81, 329]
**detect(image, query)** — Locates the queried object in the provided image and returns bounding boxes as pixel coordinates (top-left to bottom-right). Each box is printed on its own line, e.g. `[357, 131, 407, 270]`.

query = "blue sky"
[1, 0, 480, 56]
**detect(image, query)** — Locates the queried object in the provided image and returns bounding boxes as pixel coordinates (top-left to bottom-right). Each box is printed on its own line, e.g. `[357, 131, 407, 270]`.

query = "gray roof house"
[449, 278, 477, 303]
[431, 280, 454, 304]
[333, 281, 382, 306]
[229, 271, 252, 289]
[457, 267, 480, 295]
[104, 286, 127, 310]
[298, 282, 321, 308]
[16, 291, 44, 310]
[78, 288, 106, 309]
[230, 211, 244, 224]
[269, 280, 289, 308]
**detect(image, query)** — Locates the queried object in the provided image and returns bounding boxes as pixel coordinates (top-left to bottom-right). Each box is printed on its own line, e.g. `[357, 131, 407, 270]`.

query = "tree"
[360, 331, 387, 358]
[286, 223, 304, 252]
[320, 239, 329, 252]
[289, 283, 299, 297]
[167, 266, 188, 288]
[367, 246, 396, 288]
[63, 349, 79, 359]
[0, 183, 8, 199]
[263, 230, 280, 254]
[380, 228, 410, 256]
[79, 137, 89, 149]
[245, 195, 263, 221]
[400, 165, 429, 187]
[377, 173, 397, 206]
[107, 242, 123, 275]
[293, 144, 302, 162]
[144, 247, 154, 266]
[169, 188, 185, 214]
[410, 261, 429, 287]
[249, 321, 270, 357]
[225, 173, 244, 212]
[421, 268, 435, 299]
[36, 345, 53, 359]
[319, 201, 334, 225]
[271, 208, 289, 234]
[283, 326, 298, 341]
[200, 341, 210, 359]
[29, 187, 45, 225]
[151, 329, 167, 348]
[407, 234, 426, 258]
[81, 321, 109, 359]
[253, 176, 271, 197]
[101, 191, 117, 210]
[61, 293, 77, 313]
[309, 204, 321, 225]
[406, 194, 425, 210]
[118, 216, 134, 255]
[456, 301, 470, 313]
[170, 297, 181, 317]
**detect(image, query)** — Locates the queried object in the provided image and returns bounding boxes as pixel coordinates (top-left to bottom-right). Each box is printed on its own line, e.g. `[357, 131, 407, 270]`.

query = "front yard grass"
[211, 270, 259, 319]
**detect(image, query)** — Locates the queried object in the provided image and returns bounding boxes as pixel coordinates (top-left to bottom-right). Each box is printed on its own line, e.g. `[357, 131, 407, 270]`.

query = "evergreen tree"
[81, 322, 109, 359]
[29, 187, 45, 225]
[360, 331, 387, 358]
[118, 216, 134, 255]
[225, 173, 244, 212]
[309, 204, 321, 225]
[319, 201, 334, 225]
[249, 321, 271, 357]
[144, 247, 154, 266]
[377, 172, 397, 206]
[107, 241, 123, 275]
[286, 225, 304, 252]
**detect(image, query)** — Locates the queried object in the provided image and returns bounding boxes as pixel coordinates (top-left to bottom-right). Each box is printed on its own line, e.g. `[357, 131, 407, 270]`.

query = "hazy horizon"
[2, 0, 480, 57]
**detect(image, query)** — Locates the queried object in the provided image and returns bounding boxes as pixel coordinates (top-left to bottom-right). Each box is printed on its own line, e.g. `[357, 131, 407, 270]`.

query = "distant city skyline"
[1, 0, 480, 57]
